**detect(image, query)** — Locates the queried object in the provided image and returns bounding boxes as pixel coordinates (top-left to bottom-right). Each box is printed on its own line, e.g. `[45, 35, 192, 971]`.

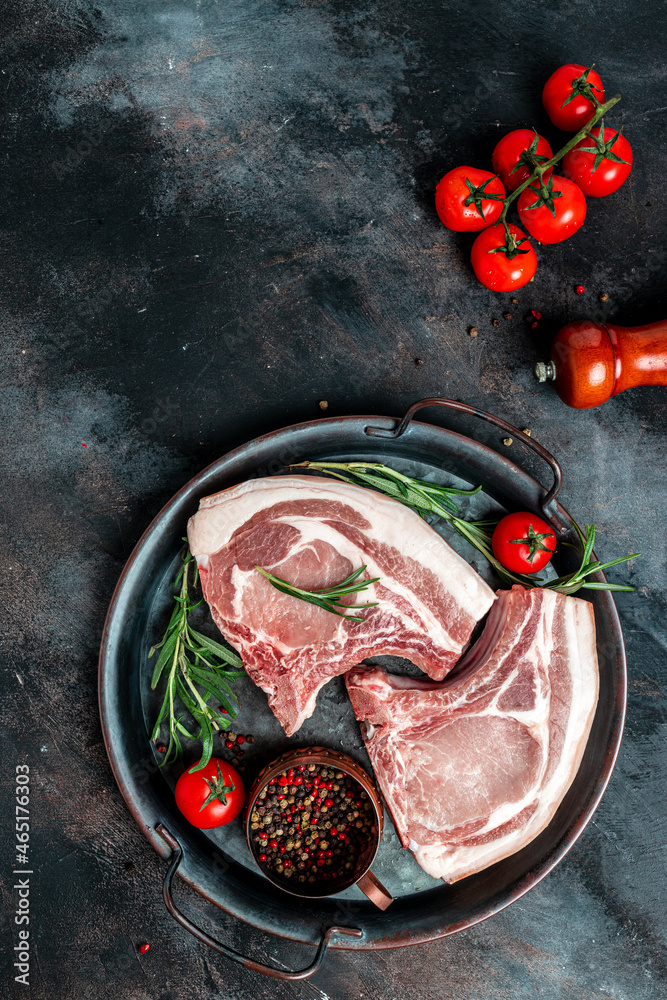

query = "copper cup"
[243, 747, 393, 910]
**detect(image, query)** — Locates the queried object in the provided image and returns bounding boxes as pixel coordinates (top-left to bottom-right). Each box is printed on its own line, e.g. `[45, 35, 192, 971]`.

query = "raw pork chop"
[187, 476, 495, 736]
[345, 585, 598, 882]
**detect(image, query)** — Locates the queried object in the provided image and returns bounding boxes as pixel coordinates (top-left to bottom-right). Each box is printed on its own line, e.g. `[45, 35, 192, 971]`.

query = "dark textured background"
[1, 0, 666, 997]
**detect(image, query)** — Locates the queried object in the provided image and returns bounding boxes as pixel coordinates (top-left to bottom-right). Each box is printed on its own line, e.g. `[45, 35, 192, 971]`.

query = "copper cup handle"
[356, 869, 393, 910]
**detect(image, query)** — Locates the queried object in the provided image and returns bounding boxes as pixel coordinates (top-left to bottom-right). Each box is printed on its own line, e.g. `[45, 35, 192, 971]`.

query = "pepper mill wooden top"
[535, 318, 667, 408]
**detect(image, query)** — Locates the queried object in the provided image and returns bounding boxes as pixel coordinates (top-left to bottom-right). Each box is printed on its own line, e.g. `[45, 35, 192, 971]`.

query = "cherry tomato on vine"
[492, 512, 557, 575]
[562, 123, 632, 197]
[491, 130, 553, 192]
[435, 166, 505, 232]
[175, 757, 245, 829]
[517, 175, 586, 244]
[542, 64, 605, 131]
[470, 222, 537, 292]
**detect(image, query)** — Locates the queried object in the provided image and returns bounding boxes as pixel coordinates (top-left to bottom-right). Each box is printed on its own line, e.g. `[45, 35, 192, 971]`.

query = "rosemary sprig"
[149, 546, 245, 771]
[544, 523, 638, 596]
[293, 461, 638, 595]
[293, 460, 535, 587]
[255, 564, 380, 623]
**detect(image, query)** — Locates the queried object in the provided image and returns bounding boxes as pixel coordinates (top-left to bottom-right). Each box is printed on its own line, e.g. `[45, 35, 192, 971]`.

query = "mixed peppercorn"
[223, 731, 254, 770]
[249, 762, 377, 893]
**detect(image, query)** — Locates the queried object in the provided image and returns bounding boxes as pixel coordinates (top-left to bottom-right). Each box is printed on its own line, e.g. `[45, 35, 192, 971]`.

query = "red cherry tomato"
[492, 513, 557, 575]
[542, 64, 605, 131]
[562, 124, 632, 197]
[435, 166, 505, 232]
[491, 130, 553, 192]
[470, 223, 537, 292]
[517, 175, 586, 244]
[175, 757, 244, 829]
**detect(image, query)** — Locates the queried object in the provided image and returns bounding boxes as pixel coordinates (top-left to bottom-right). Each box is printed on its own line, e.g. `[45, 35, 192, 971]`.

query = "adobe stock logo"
[51, 126, 107, 182]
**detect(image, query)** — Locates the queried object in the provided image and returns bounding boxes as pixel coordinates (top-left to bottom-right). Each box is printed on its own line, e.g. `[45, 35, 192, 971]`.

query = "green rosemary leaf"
[594, 552, 640, 572]
[212, 674, 242, 705]
[150, 546, 246, 766]
[187, 666, 240, 715]
[581, 523, 596, 566]
[173, 718, 198, 739]
[167, 598, 185, 627]
[256, 564, 379, 623]
[298, 593, 369, 622]
[335, 564, 367, 586]
[187, 628, 243, 667]
[184, 644, 245, 678]
[295, 460, 637, 596]
[192, 715, 214, 772]
[150, 686, 171, 742]
[353, 470, 412, 500]
[150, 630, 179, 688]
[174, 676, 200, 717]
[168, 729, 183, 764]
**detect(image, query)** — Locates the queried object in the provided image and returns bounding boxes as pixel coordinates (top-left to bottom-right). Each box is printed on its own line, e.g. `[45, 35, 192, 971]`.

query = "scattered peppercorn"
[236, 735, 245, 745]
[138, 943, 150, 955]
[156, 744, 167, 754]
[415, 358, 424, 366]
[511, 297, 519, 305]
[599, 292, 609, 303]
[492, 318, 500, 327]
[503, 312, 512, 320]
[246, 735, 255, 744]
[575, 285, 585, 295]
[250, 763, 376, 893]
[469, 327, 478, 338]
[530, 321, 539, 330]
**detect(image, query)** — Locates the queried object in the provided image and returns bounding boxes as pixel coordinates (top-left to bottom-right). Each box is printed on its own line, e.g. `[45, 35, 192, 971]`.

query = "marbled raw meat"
[345, 585, 598, 882]
[187, 476, 495, 736]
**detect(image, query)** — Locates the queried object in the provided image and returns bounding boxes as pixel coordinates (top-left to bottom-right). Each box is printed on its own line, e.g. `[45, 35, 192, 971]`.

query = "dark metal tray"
[98, 398, 626, 978]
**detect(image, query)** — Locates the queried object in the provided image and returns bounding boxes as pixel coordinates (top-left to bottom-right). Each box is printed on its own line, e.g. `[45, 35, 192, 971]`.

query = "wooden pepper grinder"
[535, 318, 667, 408]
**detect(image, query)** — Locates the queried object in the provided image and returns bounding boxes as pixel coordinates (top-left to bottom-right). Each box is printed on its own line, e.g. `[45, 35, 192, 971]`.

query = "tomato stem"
[498, 93, 622, 226]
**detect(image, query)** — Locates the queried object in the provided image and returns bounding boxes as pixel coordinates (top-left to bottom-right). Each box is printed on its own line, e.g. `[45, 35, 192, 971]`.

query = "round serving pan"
[98, 398, 626, 975]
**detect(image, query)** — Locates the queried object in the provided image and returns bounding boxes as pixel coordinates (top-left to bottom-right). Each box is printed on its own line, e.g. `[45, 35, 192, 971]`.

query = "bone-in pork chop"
[187, 476, 495, 736]
[345, 585, 598, 882]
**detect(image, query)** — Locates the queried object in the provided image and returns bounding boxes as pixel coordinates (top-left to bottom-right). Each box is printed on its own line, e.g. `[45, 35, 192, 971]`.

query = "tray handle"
[156, 824, 362, 981]
[365, 396, 568, 535]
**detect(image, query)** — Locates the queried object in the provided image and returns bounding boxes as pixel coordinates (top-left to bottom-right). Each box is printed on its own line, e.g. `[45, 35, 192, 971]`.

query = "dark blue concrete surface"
[1, 1, 665, 997]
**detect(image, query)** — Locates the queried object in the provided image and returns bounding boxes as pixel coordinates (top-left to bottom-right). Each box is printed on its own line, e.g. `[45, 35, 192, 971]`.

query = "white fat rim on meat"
[188, 476, 495, 621]
[413, 597, 555, 874]
[409, 592, 599, 881]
